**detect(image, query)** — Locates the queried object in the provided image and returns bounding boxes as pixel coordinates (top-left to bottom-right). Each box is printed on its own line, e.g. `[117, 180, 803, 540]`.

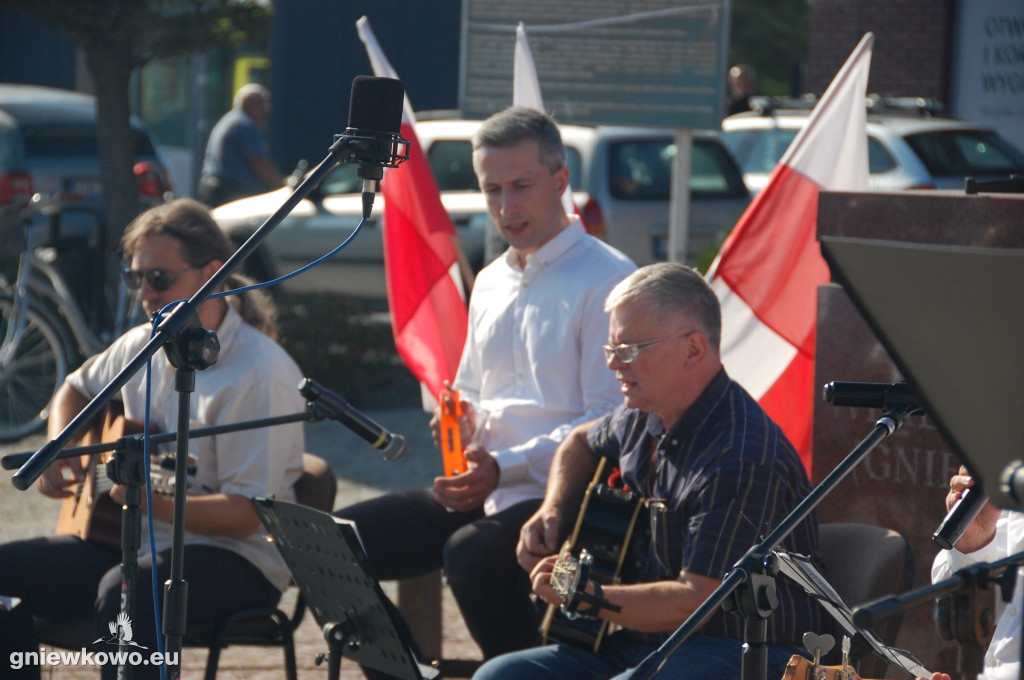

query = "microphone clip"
[329, 129, 410, 181]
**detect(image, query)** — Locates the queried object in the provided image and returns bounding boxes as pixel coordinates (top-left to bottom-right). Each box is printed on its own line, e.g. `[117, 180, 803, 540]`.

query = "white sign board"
[951, 0, 1024, 153]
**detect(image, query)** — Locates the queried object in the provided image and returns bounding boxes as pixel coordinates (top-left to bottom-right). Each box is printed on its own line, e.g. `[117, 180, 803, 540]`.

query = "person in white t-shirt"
[927, 466, 1022, 680]
[0, 198, 304, 680]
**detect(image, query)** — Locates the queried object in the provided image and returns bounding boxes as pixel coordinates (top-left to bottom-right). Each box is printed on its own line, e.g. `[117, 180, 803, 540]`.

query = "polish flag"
[706, 33, 874, 470]
[356, 16, 468, 399]
[513, 22, 578, 218]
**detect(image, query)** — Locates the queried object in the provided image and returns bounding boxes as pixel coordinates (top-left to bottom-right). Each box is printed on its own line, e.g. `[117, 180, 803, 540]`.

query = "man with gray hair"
[484, 262, 827, 680]
[198, 83, 284, 206]
[334, 106, 635, 672]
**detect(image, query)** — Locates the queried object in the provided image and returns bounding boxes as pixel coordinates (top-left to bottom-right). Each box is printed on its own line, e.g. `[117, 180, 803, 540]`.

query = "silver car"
[213, 117, 750, 301]
[721, 96, 1024, 194]
[0, 83, 173, 218]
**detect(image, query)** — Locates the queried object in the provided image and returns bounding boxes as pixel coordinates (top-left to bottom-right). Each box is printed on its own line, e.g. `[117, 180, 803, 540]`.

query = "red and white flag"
[706, 33, 874, 471]
[513, 22, 578, 217]
[356, 16, 468, 400]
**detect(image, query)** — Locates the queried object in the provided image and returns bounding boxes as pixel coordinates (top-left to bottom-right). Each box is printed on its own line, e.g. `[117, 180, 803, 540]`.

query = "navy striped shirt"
[587, 369, 827, 645]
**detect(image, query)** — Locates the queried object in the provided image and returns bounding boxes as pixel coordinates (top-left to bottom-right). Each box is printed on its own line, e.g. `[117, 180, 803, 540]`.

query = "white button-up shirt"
[454, 218, 636, 514]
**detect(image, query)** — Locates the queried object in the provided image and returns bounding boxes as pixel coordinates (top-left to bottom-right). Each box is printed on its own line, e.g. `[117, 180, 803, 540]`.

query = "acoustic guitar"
[54, 402, 188, 550]
[541, 458, 646, 653]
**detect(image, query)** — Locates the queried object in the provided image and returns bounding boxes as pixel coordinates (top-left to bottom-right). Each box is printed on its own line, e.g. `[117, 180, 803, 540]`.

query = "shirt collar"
[501, 216, 585, 273]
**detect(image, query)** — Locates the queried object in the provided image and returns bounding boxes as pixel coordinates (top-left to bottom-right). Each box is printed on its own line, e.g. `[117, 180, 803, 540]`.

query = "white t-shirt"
[67, 303, 305, 590]
[932, 510, 1024, 680]
[455, 218, 636, 514]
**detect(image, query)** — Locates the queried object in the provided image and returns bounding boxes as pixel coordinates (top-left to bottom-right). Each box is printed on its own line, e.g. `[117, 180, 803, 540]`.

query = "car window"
[607, 138, 746, 200]
[21, 125, 157, 159]
[721, 128, 799, 175]
[903, 129, 1024, 177]
[427, 140, 477, 191]
[320, 163, 362, 195]
[608, 139, 673, 200]
[867, 137, 897, 173]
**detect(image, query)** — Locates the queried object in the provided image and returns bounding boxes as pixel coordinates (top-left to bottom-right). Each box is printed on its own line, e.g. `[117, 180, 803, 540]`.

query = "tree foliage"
[4, 0, 272, 241]
[729, 0, 811, 97]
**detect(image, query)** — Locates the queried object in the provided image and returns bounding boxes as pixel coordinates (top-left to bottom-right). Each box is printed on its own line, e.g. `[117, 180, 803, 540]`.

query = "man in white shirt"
[930, 466, 1022, 680]
[335, 107, 636, 669]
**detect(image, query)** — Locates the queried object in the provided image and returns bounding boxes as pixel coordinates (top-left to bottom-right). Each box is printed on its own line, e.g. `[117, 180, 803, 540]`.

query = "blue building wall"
[0, 8, 76, 88]
[268, 0, 461, 173]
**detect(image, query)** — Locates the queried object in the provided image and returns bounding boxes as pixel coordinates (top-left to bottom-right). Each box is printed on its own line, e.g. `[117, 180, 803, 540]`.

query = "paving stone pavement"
[1, 410, 485, 679]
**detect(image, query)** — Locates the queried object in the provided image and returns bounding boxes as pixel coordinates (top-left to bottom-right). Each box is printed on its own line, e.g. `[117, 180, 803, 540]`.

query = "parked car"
[721, 95, 1024, 194]
[0, 83, 173, 220]
[213, 116, 750, 302]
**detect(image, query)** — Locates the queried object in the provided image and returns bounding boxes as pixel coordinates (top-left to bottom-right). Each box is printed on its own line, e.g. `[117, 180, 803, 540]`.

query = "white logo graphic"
[92, 612, 148, 649]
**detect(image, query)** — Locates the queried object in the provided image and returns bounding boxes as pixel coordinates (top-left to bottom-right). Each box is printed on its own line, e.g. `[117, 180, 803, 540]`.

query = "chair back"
[818, 522, 915, 678]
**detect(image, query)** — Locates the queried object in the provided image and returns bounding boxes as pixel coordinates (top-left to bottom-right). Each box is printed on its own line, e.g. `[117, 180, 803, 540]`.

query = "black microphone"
[933, 485, 989, 550]
[298, 378, 407, 461]
[330, 75, 409, 219]
[822, 381, 923, 413]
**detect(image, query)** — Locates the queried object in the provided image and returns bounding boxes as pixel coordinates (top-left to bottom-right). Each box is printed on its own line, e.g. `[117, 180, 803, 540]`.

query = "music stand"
[252, 498, 439, 680]
[772, 550, 929, 677]
[818, 236, 1024, 512]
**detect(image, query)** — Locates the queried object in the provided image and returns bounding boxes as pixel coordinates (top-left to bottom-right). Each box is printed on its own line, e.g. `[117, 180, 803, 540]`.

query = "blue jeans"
[473, 632, 805, 680]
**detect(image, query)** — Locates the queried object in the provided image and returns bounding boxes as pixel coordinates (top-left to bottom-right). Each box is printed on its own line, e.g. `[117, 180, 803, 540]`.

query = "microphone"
[822, 381, 923, 413]
[330, 75, 409, 218]
[932, 485, 989, 550]
[298, 378, 407, 461]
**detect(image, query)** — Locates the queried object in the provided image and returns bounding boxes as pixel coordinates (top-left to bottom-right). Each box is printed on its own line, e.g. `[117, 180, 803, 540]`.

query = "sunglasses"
[121, 265, 201, 292]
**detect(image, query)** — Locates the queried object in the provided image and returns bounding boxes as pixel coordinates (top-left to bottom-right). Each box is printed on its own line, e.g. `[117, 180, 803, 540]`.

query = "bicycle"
[0, 198, 143, 441]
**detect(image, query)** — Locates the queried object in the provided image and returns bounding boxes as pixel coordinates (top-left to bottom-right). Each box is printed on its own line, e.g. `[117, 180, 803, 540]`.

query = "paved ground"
[1, 408, 485, 679]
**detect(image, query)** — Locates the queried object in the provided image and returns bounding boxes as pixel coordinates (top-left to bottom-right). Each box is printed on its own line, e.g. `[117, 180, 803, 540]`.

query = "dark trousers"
[0, 535, 280, 680]
[335, 490, 543, 667]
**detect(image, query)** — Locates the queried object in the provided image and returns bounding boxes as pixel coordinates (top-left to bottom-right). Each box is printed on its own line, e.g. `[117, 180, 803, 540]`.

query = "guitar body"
[541, 458, 646, 653]
[55, 402, 136, 550]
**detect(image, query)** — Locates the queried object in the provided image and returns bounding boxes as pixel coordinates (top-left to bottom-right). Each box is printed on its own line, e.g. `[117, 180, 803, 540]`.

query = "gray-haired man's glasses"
[602, 331, 696, 364]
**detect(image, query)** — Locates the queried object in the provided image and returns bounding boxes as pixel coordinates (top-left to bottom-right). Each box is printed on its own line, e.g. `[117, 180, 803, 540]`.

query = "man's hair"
[605, 262, 722, 350]
[121, 198, 278, 338]
[234, 83, 269, 110]
[472, 106, 566, 173]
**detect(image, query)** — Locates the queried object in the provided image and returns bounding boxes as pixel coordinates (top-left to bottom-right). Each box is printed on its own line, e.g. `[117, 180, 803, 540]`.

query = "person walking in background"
[198, 83, 285, 206]
[726, 64, 758, 116]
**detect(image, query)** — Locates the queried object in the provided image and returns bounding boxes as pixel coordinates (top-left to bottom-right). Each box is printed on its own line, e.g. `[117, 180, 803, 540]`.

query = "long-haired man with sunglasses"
[0, 198, 305, 679]
[479, 263, 828, 680]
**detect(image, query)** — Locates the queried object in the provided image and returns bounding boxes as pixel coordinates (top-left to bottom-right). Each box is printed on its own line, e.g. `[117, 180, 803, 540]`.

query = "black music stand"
[252, 498, 439, 680]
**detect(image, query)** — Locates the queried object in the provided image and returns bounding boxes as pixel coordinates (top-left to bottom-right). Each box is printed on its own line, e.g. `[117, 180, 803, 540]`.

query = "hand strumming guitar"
[517, 504, 562, 573]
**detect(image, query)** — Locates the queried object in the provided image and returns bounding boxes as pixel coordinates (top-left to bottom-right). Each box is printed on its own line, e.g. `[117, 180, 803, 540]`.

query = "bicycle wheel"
[0, 294, 69, 442]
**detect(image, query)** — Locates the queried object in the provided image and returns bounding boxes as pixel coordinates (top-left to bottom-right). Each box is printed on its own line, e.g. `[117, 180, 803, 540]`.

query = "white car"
[213, 116, 750, 302]
[721, 96, 1024, 194]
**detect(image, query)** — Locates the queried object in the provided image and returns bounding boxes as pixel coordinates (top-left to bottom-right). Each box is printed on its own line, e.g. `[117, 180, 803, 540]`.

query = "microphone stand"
[4, 402, 330, 680]
[851, 550, 1024, 680]
[623, 401, 922, 680]
[11, 129, 396, 679]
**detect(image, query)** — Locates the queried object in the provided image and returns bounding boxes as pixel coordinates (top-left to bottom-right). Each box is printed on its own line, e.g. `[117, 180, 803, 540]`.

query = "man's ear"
[553, 164, 570, 195]
[203, 259, 224, 283]
[685, 331, 708, 365]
